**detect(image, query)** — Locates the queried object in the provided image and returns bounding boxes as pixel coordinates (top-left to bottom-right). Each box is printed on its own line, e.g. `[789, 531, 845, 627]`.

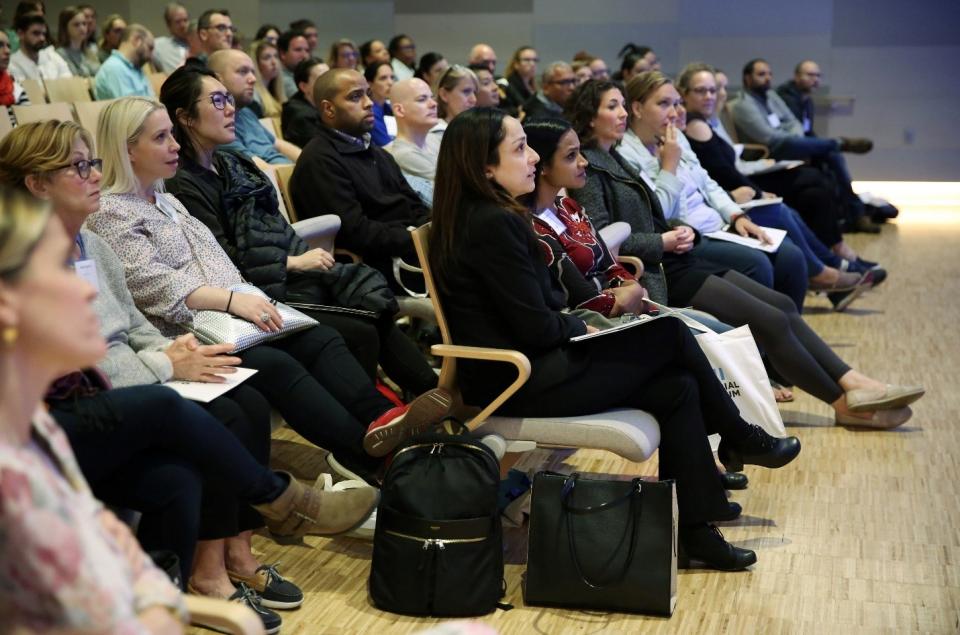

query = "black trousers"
[240, 324, 395, 478]
[54, 384, 285, 580]
[305, 310, 438, 395]
[498, 317, 749, 525]
[753, 165, 844, 248]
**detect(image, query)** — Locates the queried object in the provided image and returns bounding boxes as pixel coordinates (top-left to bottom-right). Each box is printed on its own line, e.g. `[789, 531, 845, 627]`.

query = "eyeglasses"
[198, 92, 235, 110]
[57, 158, 103, 180]
[690, 87, 717, 95]
[203, 24, 237, 34]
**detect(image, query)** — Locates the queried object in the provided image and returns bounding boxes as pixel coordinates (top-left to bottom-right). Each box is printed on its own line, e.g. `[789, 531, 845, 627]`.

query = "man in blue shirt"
[94, 24, 155, 100]
[208, 49, 300, 165]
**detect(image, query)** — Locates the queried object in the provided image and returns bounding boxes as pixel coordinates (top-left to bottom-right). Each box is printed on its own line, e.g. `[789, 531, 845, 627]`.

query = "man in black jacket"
[289, 68, 430, 290]
[281, 57, 329, 148]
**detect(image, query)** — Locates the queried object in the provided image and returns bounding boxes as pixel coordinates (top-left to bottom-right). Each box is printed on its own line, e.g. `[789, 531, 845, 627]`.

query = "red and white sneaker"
[363, 388, 453, 457]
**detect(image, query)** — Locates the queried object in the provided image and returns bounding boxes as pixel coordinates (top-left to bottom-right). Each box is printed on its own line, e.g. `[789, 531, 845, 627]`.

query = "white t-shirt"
[9, 47, 73, 82]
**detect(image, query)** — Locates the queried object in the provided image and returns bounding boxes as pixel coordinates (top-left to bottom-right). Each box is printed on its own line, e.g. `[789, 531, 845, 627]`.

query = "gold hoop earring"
[1, 327, 17, 346]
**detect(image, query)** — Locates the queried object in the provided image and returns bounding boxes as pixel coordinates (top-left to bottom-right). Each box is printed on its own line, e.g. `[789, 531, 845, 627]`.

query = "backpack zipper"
[385, 529, 487, 545]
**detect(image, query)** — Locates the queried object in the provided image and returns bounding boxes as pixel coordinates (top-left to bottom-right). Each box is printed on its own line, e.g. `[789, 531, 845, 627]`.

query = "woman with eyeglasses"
[162, 66, 437, 398]
[328, 37, 359, 70]
[364, 60, 395, 146]
[85, 96, 451, 474]
[97, 13, 125, 64]
[501, 46, 538, 116]
[565, 79, 924, 429]
[425, 64, 477, 152]
[677, 62, 882, 284]
[0, 120, 377, 632]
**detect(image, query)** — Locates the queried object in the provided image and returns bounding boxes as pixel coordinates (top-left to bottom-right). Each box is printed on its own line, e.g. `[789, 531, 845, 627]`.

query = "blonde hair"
[435, 65, 478, 119]
[97, 97, 166, 195]
[0, 120, 94, 191]
[625, 70, 672, 115]
[0, 186, 51, 281]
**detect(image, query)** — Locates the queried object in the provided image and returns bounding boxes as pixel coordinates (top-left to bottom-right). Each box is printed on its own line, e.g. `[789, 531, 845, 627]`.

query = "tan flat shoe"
[846, 384, 925, 412]
[836, 407, 912, 429]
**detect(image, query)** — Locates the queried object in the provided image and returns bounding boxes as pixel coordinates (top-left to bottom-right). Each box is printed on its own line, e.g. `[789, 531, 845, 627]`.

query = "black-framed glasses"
[57, 158, 102, 180]
[203, 23, 237, 34]
[198, 92, 235, 110]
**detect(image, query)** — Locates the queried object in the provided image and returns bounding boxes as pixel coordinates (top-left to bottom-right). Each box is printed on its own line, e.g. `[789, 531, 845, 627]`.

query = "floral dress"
[0, 408, 186, 633]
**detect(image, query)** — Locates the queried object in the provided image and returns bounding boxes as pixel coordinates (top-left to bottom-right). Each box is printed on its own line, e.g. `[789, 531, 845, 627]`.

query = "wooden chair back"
[273, 164, 297, 222]
[261, 166, 291, 223]
[0, 109, 13, 142]
[21, 78, 46, 104]
[149, 72, 169, 96]
[44, 77, 92, 103]
[73, 99, 114, 148]
[12, 102, 75, 125]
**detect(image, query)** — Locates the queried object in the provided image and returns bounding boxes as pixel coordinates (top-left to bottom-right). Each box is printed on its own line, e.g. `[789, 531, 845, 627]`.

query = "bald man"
[385, 78, 439, 180]
[209, 49, 300, 165]
[468, 43, 497, 74]
[289, 68, 431, 289]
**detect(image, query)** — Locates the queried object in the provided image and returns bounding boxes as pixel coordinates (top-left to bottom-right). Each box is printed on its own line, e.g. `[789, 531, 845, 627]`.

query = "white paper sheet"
[162, 367, 258, 403]
[704, 226, 787, 253]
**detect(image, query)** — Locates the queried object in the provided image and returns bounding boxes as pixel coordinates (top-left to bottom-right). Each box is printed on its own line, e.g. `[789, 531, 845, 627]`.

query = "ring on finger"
[259, 312, 271, 323]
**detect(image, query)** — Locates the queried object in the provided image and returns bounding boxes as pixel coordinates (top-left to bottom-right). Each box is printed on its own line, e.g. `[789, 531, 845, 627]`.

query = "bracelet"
[225, 290, 234, 313]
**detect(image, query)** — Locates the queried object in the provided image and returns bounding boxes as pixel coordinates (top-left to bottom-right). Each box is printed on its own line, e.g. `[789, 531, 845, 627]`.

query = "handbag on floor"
[187, 283, 318, 352]
[369, 424, 505, 617]
[525, 471, 678, 616]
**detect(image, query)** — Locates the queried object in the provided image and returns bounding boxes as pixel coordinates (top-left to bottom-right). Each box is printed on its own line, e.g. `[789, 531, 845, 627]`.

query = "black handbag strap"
[562, 473, 643, 589]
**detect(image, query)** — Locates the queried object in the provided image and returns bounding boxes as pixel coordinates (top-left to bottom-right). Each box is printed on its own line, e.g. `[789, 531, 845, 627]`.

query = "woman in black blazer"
[430, 107, 802, 571]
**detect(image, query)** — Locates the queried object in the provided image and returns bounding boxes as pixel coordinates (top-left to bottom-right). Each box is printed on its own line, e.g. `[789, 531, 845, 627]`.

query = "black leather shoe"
[720, 471, 748, 490]
[678, 524, 757, 571]
[714, 501, 742, 522]
[718, 425, 801, 472]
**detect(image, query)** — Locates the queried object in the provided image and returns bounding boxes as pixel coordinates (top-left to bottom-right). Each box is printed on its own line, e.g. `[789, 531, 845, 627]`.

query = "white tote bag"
[693, 324, 787, 446]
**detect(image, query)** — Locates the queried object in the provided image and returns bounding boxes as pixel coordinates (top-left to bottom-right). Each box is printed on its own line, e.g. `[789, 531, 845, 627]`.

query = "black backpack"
[369, 426, 505, 616]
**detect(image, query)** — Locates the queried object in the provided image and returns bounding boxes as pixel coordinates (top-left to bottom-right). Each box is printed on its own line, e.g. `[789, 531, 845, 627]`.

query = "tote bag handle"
[561, 473, 643, 589]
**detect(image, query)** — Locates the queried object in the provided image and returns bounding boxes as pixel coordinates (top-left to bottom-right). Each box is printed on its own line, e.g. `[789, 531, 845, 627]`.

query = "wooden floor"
[192, 188, 960, 634]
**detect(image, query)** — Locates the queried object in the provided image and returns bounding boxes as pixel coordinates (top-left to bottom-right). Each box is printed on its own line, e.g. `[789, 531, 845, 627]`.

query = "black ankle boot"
[678, 524, 756, 571]
[718, 425, 801, 472]
[714, 501, 742, 522]
[720, 471, 748, 490]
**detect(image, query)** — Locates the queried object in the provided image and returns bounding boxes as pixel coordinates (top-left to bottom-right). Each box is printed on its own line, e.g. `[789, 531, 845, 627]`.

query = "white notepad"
[163, 367, 258, 403]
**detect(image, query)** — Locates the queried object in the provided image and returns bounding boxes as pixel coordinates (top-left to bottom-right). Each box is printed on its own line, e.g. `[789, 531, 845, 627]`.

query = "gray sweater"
[729, 89, 805, 152]
[81, 229, 174, 387]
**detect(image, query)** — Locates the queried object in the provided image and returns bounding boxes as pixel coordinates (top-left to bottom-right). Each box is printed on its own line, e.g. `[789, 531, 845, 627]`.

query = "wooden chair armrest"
[616, 255, 644, 277]
[185, 595, 265, 635]
[430, 344, 531, 431]
[334, 248, 362, 263]
[740, 143, 769, 160]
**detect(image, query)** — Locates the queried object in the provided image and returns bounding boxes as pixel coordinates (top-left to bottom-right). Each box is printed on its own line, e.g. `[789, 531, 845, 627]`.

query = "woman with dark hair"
[359, 38, 389, 68]
[388, 33, 416, 81]
[55, 5, 98, 76]
[254, 23, 280, 47]
[415, 51, 447, 88]
[430, 106, 802, 570]
[364, 60, 396, 146]
[160, 67, 439, 412]
[565, 80, 923, 429]
[613, 52, 650, 83]
[97, 13, 125, 63]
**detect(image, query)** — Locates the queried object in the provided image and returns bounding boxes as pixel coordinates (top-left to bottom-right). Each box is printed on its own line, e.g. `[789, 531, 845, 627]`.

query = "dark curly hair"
[563, 79, 622, 147]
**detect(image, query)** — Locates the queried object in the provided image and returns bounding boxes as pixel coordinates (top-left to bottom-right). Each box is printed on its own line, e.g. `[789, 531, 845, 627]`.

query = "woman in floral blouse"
[0, 187, 186, 633]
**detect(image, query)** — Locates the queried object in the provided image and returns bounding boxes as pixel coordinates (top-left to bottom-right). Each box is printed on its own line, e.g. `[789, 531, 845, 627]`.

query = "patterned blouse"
[532, 196, 635, 317]
[0, 408, 186, 632]
[87, 191, 244, 337]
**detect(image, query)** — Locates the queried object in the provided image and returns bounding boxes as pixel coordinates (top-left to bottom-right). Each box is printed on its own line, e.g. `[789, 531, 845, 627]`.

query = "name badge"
[74, 259, 100, 292]
[802, 115, 812, 133]
[537, 209, 568, 236]
[766, 112, 782, 128]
